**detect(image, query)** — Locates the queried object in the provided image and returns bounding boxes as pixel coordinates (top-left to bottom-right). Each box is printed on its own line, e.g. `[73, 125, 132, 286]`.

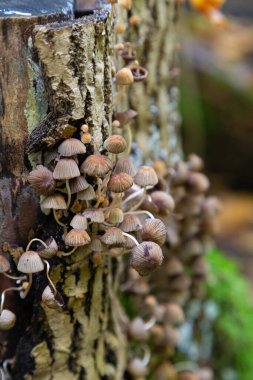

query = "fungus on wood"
[0, 1, 126, 379]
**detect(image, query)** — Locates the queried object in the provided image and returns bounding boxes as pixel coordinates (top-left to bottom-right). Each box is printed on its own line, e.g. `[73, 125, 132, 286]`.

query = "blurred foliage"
[207, 248, 253, 380]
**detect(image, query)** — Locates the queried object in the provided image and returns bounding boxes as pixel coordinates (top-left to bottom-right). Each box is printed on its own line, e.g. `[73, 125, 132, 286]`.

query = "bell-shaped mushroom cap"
[83, 208, 105, 223]
[41, 194, 67, 210]
[115, 109, 138, 126]
[108, 173, 133, 193]
[64, 229, 91, 247]
[186, 172, 210, 194]
[128, 358, 148, 377]
[77, 185, 96, 201]
[53, 158, 80, 180]
[28, 165, 55, 196]
[187, 153, 204, 172]
[69, 176, 89, 194]
[0, 309, 16, 330]
[163, 303, 185, 325]
[151, 191, 175, 215]
[37, 237, 58, 259]
[128, 317, 149, 341]
[116, 67, 134, 86]
[104, 135, 127, 154]
[106, 208, 124, 224]
[118, 0, 132, 9]
[42, 285, 64, 309]
[0, 255, 10, 273]
[134, 166, 158, 187]
[17, 250, 44, 273]
[131, 241, 163, 276]
[58, 138, 86, 157]
[90, 237, 104, 253]
[120, 214, 142, 232]
[70, 214, 88, 230]
[80, 154, 113, 177]
[114, 158, 137, 177]
[141, 218, 167, 246]
[100, 227, 125, 246]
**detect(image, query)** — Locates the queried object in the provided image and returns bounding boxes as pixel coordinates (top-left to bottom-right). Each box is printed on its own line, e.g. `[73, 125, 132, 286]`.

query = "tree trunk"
[0, 1, 182, 379]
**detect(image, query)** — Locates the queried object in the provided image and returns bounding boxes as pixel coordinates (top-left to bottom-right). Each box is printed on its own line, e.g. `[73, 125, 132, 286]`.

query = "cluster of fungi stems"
[0, 0, 221, 379]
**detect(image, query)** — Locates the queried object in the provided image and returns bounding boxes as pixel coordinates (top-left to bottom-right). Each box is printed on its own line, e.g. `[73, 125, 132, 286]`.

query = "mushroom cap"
[77, 185, 96, 201]
[108, 173, 133, 193]
[100, 227, 125, 246]
[163, 303, 185, 325]
[120, 214, 142, 232]
[83, 208, 105, 223]
[69, 176, 89, 194]
[131, 241, 163, 276]
[186, 172, 210, 194]
[141, 218, 167, 246]
[134, 166, 158, 187]
[58, 138, 86, 157]
[53, 158, 80, 180]
[41, 194, 67, 210]
[115, 109, 138, 126]
[17, 250, 44, 273]
[151, 191, 175, 215]
[128, 317, 149, 341]
[116, 67, 134, 86]
[106, 208, 124, 224]
[0, 255, 10, 273]
[90, 237, 104, 253]
[128, 358, 148, 377]
[37, 237, 58, 259]
[80, 154, 113, 177]
[130, 65, 148, 82]
[42, 285, 64, 309]
[114, 159, 137, 177]
[64, 229, 91, 247]
[28, 165, 55, 196]
[70, 214, 88, 230]
[0, 309, 16, 330]
[118, 0, 132, 10]
[104, 135, 127, 154]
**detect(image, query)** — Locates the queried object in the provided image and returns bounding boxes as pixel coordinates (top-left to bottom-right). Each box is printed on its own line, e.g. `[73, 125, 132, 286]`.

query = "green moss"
[207, 249, 253, 380]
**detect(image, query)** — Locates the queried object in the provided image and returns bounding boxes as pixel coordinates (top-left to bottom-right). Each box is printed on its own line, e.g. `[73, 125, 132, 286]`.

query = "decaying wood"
[0, 4, 127, 380]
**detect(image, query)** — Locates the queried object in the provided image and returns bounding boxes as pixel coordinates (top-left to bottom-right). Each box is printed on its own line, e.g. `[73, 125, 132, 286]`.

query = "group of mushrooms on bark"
[0, 0, 220, 379]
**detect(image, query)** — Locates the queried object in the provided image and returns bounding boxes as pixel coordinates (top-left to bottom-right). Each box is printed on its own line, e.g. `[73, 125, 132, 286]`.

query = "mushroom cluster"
[120, 155, 219, 379]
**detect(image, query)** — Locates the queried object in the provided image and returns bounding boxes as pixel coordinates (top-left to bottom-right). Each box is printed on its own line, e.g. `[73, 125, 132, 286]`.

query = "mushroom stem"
[66, 179, 72, 209]
[21, 273, 33, 299]
[3, 273, 26, 281]
[57, 247, 77, 257]
[94, 178, 102, 207]
[142, 346, 151, 366]
[122, 188, 145, 207]
[144, 317, 156, 330]
[26, 238, 47, 251]
[0, 286, 22, 313]
[53, 209, 65, 227]
[125, 124, 132, 156]
[122, 232, 139, 247]
[125, 210, 155, 219]
[44, 260, 57, 296]
[129, 187, 147, 211]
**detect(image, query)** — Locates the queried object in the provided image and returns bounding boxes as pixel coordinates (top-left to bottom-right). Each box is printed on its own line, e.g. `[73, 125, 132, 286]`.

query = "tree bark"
[117, 0, 182, 164]
[0, 3, 126, 380]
